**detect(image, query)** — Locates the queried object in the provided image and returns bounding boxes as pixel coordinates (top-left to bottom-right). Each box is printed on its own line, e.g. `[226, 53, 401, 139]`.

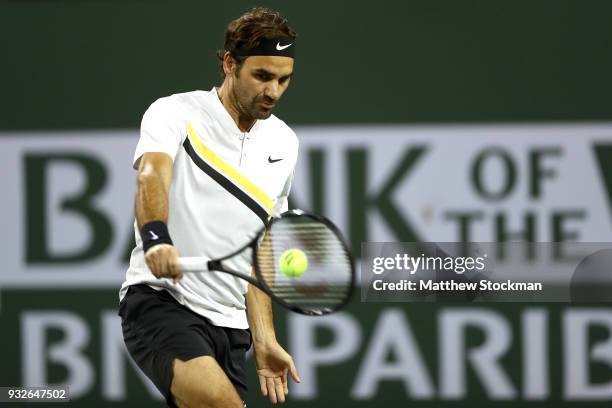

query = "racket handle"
[178, 257, 210, 273]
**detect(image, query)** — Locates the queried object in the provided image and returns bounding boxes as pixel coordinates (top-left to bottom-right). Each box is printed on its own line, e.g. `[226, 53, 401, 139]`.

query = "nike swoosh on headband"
[276, 42, 292, 51]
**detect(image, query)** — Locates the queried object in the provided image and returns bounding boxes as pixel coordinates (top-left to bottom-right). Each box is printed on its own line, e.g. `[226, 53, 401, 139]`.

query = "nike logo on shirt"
[268, 156, 283, 163]
[276, 42, 292, 51]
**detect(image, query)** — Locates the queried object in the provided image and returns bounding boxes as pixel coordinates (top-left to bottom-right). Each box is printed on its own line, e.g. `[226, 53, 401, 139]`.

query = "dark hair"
[216, 7, 297, 77]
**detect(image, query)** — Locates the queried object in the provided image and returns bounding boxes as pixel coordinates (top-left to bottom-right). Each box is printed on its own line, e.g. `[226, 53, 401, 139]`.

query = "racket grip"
[178, 257, 210, 273]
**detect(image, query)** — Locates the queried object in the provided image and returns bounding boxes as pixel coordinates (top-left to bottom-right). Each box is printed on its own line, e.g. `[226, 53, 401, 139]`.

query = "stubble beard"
[232, 86, 273, 121]
[244, 97, 274, 120]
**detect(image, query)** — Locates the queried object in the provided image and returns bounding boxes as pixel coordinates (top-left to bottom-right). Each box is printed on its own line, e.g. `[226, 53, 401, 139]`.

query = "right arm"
[135, 152, 182, 282]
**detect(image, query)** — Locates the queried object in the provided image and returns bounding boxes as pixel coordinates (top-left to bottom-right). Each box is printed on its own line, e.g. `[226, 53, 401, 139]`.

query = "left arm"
[248, 145, 300, 403]
[247, 282, 300, 404]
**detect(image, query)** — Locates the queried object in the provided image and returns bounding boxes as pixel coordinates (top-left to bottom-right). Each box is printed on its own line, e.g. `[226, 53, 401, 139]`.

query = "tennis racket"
[178, 210, 355, 316]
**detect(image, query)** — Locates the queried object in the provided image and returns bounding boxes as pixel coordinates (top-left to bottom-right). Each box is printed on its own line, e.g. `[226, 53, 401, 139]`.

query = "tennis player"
[118, 7, 300, 407]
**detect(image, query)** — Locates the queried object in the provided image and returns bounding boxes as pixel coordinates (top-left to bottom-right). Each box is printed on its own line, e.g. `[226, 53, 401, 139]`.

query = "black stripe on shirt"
[182, 138, 269, 225]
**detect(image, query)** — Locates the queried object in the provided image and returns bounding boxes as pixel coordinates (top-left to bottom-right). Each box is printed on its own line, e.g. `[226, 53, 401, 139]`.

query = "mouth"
[260, 101, 275, 109]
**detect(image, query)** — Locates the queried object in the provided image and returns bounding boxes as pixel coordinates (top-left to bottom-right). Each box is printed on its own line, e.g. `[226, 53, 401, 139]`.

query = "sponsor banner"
[0, 132, 137, 288]
[1, 290, 612, 407]
[289, 124, 612, 251]
[2, 125, 612, 405]
[2, 124, 612, 288]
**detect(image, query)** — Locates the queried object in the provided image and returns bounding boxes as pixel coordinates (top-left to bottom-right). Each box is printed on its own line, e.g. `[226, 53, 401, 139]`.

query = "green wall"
[2, 0, 612, 129]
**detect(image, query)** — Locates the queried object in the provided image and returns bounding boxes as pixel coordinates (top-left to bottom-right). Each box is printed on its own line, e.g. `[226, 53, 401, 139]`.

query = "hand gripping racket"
[178, 210, 355, 316]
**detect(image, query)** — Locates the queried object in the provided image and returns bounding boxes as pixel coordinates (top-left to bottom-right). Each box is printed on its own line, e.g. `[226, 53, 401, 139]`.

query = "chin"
[256, 110, 273, 119]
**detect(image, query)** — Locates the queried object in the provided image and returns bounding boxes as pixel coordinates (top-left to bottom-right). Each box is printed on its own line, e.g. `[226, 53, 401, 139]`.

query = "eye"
[255, 72, 272, 81]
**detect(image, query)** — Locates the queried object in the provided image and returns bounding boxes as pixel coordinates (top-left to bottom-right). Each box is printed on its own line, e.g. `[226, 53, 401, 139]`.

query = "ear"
[222, 52, 234, 76]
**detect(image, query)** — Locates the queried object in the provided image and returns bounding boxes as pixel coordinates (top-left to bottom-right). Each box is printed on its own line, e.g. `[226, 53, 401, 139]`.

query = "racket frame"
[204, 210, 356, 315]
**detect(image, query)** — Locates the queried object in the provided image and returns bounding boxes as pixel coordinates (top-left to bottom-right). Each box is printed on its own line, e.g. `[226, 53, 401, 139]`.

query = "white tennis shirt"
[119, 87, 298, 329]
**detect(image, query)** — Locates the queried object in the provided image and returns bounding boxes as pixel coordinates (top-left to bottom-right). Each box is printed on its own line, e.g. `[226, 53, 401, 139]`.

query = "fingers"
[266, 377, 277, 404]
[144, 244, 182, 281]
[282, 368, 288, 395]
[144, 248, 162, 278]
[274, 376, 285, 403]
[259, 374, 267, 397]
[166, 252, 182, 282]
[288, 358, 301, 383]
[261, 375, 287, 404]
[255, 344, 299, 403]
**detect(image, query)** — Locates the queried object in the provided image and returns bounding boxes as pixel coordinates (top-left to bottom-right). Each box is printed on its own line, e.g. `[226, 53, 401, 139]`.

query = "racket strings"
[255, 217, 353, 313]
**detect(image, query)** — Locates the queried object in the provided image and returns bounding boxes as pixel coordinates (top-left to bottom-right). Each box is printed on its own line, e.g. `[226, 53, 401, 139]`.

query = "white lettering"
[21, 311, 94, 398]
[440, 309, 516, 399]
[289, 313, 361, 399]
[564, 309, 612, 399]
[351, 309, 434, 399]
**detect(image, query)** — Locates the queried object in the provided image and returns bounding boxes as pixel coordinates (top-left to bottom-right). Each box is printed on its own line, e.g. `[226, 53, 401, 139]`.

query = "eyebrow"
[253, 68, 293, 79]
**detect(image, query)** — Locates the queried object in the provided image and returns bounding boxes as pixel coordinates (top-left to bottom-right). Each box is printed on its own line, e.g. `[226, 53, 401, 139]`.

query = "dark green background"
[1, 0, 612, 130]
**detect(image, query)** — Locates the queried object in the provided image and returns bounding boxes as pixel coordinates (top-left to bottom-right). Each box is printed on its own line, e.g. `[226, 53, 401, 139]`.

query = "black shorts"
[118, 284, 252, 407]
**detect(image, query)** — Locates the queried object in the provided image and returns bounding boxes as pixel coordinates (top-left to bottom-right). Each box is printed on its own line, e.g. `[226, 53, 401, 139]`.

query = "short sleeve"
[133, 97, 185, 168]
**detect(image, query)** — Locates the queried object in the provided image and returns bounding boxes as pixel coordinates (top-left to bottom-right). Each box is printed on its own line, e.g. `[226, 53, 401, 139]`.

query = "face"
[227, 55, 294, 120]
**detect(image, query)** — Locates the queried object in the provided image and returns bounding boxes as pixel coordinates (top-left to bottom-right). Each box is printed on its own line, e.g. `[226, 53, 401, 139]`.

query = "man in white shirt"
[118, 7, 300, 408]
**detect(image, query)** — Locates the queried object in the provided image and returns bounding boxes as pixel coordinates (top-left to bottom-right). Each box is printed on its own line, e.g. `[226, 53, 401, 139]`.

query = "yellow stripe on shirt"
[186, 121, 274, 214]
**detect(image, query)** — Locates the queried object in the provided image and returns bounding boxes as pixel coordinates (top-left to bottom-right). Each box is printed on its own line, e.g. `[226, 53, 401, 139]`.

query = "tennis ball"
[279, 249, 308, 277]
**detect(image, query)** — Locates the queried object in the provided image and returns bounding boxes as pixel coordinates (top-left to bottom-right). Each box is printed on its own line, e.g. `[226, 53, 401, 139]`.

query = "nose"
[264, 80, 281, 101]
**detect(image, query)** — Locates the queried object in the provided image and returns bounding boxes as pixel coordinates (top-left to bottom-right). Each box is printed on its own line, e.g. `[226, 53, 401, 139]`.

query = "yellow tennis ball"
[279, 249, 308, 277]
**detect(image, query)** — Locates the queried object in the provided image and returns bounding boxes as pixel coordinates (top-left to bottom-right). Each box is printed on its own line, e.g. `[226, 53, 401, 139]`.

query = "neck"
[217, 83, 256, 133]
